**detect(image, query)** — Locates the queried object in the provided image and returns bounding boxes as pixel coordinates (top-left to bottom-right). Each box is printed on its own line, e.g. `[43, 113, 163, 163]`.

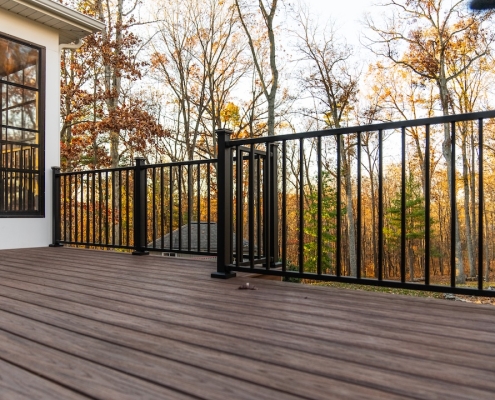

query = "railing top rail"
[57, 165, 134, 176]
[225, 110, 495, 147]
[56, 158, 218, 176]
[143, 158, 217, 169]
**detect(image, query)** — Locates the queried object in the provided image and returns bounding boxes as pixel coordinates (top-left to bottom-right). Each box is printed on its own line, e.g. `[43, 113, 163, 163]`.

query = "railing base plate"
[49, 243, 64, 248]
[132, 251, 149, 256]
[211, 272, 237, 279]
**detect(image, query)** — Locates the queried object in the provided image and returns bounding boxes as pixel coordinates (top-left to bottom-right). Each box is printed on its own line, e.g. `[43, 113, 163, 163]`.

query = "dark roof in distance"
[148, 222, 249, 252]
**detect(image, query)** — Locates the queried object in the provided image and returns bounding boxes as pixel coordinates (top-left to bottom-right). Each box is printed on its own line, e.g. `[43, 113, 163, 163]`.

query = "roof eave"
[1, 0, 105, 43]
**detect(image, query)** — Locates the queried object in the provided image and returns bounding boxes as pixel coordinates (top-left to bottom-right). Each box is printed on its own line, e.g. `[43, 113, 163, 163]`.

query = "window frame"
[0, 32, 45, 218]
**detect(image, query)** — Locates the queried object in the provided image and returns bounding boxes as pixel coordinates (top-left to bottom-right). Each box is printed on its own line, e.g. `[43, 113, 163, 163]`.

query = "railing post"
[49, 166, 63, 247]
[270, 144, 280, 267]
[132, 157, 149, 256]
[212, 128, 236, 279]
[263, 144, 271, 268]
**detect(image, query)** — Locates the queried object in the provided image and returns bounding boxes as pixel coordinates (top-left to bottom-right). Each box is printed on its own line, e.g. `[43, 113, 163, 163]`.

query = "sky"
[304, 0, 377, 46]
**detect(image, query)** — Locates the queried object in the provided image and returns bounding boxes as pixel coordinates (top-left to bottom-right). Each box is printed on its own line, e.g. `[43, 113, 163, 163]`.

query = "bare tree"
[235, 0, 279, 136]
[364, 0, 494, 283]
[293, 6, 360, 276]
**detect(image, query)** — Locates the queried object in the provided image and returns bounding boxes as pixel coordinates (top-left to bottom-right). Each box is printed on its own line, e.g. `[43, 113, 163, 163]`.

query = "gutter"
[59, 38, 83, 52]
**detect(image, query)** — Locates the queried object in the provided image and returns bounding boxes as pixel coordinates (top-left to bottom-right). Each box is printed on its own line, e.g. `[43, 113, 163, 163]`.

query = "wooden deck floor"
[0, 248, 494, 399]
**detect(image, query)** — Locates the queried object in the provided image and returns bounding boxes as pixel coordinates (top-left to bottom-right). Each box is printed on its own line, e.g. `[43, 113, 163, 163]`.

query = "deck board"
[0, 247, 494, 399]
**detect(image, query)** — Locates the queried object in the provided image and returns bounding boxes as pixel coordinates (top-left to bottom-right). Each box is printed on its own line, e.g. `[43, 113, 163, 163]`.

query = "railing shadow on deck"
[52, 111, 495, 297]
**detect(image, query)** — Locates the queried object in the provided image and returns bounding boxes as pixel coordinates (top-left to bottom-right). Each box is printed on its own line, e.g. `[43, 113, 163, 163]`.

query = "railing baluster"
[197, 165, 201, 253]
[378, 129, 383, 281]
[92, 171, 96, 245]
[75, 173, 78, 243]
[282, 141, 287, 273]
[118, 170, 122, 246]
[111, 171, 115, 246]
[105, 171, 109, 246]
[178, 165, 182, 252]
[336, 136, 342, 277]
[257, 154, 261, 259]
[144, 168, 148, 248]
[207, 163, 211, 253]
[425, 125, 431, 286]
[401, 127, 406, 284]
[478, 119, 484, 290]
[161, 166, 165, 250]
[170, 166, 173, 252]
[152, 167, 156, 247]
[451, 121, 456, 288]
[86, 172, 90, 245]
[126, 170, 129, 247]
[299, 138, 304, 274]
[98, 171, 102, 245]
[63, 174, 67, 242]
[317, 136, 322, 276]
[357, 132, 362, 279]
[187, 164, 192, 252]
[69, 175, 74, 242]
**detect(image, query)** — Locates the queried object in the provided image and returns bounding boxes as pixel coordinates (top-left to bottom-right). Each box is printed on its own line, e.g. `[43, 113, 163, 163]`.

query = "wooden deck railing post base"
[50, 166, 63, 248]
[132, 250, 149, 256]
[211, 271, 237, 279]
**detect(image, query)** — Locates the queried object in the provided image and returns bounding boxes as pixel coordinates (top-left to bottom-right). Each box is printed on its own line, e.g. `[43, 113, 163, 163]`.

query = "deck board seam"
[0, 354, 98, 400]
[7, 249, 495, 314]
[0, 266, 493, 337]
[4, 253, 493, 314]
[0, 307, 480, 400]
[2, 262, 487, 317]
[1, 287, 494, 381]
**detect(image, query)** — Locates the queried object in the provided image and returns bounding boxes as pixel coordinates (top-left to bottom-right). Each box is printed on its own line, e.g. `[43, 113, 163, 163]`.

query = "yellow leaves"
[220, 102, 240, 127]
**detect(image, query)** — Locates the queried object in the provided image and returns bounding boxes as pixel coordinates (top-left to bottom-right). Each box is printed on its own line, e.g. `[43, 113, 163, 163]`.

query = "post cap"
[134, 157, 147, 167]
[215, 128, 233, 136]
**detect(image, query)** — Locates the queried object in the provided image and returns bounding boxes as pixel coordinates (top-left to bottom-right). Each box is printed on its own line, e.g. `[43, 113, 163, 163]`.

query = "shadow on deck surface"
[0, 247, 494, 399]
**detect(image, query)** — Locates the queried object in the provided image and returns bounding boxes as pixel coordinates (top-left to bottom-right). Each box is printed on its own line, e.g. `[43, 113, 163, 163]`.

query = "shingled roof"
[148, 222, 250, 253]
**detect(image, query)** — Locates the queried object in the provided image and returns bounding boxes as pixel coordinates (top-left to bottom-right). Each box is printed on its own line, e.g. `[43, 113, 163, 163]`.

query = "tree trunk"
[461, 133, 476, 277]
[439, 75, 465, 283]
[340, 135, 357, 277]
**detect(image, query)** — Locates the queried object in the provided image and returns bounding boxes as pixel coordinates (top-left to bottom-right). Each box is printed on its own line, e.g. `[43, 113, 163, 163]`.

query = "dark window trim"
[0, 31, 45, 218]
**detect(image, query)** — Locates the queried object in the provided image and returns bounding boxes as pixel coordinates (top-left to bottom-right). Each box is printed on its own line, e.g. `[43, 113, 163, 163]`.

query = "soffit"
[0, 0, 104, 44]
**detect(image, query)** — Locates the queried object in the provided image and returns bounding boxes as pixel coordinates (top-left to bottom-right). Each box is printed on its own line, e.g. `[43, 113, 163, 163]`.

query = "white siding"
[0, 8, 59, 249]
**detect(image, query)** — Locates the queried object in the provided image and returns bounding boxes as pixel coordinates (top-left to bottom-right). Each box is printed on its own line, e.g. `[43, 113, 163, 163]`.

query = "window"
[0, 34, 44, 216]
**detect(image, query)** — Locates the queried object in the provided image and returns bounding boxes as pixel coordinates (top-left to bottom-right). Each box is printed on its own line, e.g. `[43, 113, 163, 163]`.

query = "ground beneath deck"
[0, 247, 494, 399]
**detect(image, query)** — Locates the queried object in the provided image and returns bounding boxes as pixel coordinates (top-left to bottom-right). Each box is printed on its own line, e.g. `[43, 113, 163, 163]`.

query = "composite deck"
[0, 248, 494, 399]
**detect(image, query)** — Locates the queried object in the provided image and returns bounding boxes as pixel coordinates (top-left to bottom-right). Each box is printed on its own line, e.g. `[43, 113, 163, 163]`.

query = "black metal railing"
[212, 129, 278, 278]
[51, 158, 219, 256]
[51, 112, 495, 296]
[214, 111, 495, 296]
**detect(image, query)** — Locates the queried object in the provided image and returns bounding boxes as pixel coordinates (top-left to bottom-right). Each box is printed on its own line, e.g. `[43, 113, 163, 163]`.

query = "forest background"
[57, 0, 495, 286]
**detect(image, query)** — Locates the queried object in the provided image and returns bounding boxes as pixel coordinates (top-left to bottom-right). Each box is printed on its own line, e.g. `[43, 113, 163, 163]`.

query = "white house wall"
[0, 8, 59, 249]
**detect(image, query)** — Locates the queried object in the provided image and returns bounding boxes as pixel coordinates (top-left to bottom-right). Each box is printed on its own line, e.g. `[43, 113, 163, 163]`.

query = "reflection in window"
[0, 35, 42, 215]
